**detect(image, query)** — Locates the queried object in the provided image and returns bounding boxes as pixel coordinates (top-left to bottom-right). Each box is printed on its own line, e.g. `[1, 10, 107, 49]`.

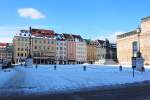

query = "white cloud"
[18, 8, 45, 19]
[0, 37, 12, 43]
[0, 25, 52, 43]
[94, 32, 124, 43]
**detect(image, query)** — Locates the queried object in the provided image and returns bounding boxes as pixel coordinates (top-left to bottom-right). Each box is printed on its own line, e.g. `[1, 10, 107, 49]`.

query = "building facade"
[55, 34, 67, 64]
[95, 39, 117, 64]
[13, 29, 56, 64]
[85, 40, 97, 64]
[74, 35, 87, 64]
[117, 16, 150, 65]
[0, 43, 13, 62]
[63, 33, 76, 64]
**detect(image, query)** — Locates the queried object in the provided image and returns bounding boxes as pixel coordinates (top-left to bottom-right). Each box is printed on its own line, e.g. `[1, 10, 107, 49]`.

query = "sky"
[0, 0, 150, 43]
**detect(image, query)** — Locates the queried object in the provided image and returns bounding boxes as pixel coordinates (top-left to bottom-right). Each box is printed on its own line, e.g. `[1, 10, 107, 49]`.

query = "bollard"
[83, 65, 86, 71]
[119, 65, 122, 72]
[54, 65, 56, 70]
[35, 64, 38, 69]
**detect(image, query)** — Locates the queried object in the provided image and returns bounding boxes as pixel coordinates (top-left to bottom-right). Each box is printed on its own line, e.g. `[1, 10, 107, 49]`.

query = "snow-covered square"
[0, 64, 150, 95]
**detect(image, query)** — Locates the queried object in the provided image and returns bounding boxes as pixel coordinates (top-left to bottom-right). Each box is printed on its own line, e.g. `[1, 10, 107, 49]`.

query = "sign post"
[132, 57, 136, 78]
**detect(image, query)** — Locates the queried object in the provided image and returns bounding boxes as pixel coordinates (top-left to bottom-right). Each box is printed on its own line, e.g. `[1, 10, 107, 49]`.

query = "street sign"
[132, 57, 136, 68]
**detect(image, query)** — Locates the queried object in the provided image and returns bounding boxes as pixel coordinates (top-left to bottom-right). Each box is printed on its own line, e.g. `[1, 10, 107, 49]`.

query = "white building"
[56, 34, 67, 64]
[73, 35, 87, 64]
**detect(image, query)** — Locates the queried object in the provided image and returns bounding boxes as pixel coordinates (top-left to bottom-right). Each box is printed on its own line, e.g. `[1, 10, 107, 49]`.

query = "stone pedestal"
[135, 57, 144, 72]
[25, 58, 33, 67]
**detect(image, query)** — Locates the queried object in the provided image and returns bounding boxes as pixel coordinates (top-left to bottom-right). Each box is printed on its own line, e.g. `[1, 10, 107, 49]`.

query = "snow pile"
[0, 64, 150, 95]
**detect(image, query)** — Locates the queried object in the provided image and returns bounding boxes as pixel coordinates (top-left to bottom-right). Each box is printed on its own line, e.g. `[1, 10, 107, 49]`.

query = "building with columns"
[117, 16, 150, 65]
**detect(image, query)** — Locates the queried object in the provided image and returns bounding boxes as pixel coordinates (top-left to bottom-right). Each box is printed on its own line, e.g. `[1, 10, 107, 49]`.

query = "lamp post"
[136, 27, 141, 58]
[25, 26, 33, 66]
[28, 26, 32, 58]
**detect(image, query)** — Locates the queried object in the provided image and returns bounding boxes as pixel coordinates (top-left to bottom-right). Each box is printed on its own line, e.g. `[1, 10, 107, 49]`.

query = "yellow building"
[85, 40, 97, 64]
[13, 29, 56, 64]
[117, 16, 150, 65]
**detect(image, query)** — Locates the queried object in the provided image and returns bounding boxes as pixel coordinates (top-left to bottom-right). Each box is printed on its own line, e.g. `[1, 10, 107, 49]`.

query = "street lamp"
[27, 26, 32, 58]
[136, 27, 141, 57]
[25, 26, 33, 66]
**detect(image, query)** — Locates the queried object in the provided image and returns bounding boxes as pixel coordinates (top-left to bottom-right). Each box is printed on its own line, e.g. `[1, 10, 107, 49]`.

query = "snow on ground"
[0, 64, 150, 95]
[0, 68, 16, 87]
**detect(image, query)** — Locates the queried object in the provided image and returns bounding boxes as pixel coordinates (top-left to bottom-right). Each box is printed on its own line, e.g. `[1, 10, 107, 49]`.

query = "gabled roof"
[96, 40, 105, 44]
[62, 33, 74, 40]
[55, 33, 66, 40]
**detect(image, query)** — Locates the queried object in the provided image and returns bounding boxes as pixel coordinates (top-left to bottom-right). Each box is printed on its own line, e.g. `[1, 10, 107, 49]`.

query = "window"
[39, 46, 41, 50]
[18, 48, 20, 51]
[48, 40, 50, 44]
[17, 53, 20, 56]
[43, 46, 45, 50]
[21, 48, 23, 51]
[60, 47, 63, 50]
[43, 40, 46, 44]
[51, 41, 54, 44]
[21, 53, 23, 57]
[35, 40, 37, 43]
[35, 46, 37, 49]
[51, 47, 54, 50]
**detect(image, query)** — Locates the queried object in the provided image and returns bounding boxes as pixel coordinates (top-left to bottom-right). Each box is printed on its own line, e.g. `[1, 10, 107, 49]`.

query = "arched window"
[132, 41, 138, 57]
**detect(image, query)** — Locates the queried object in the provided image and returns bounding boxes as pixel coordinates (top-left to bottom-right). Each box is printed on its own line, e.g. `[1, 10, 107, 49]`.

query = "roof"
[141, 16, 150, 22]
[0, 43, 7, 47]
[85, 39, 96, 45]
[117, 30, 137, 39]
[31, 28, 55, 37]
[97, 40, 105, 44]
[55, 33, 66, 40]
[72, 34, 82, 40]
[62, 33, 74, 40]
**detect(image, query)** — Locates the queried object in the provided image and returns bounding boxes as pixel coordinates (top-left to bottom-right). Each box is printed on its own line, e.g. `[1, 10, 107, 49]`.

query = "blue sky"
[0, 0, 150, 43]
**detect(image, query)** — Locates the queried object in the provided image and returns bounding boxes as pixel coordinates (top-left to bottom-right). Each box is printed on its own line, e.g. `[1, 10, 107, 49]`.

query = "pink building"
[63, 33, 76, 64]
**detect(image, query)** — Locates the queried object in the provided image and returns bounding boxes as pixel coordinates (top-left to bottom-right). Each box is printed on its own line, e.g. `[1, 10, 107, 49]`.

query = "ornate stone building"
[117, 16, 150, 65]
